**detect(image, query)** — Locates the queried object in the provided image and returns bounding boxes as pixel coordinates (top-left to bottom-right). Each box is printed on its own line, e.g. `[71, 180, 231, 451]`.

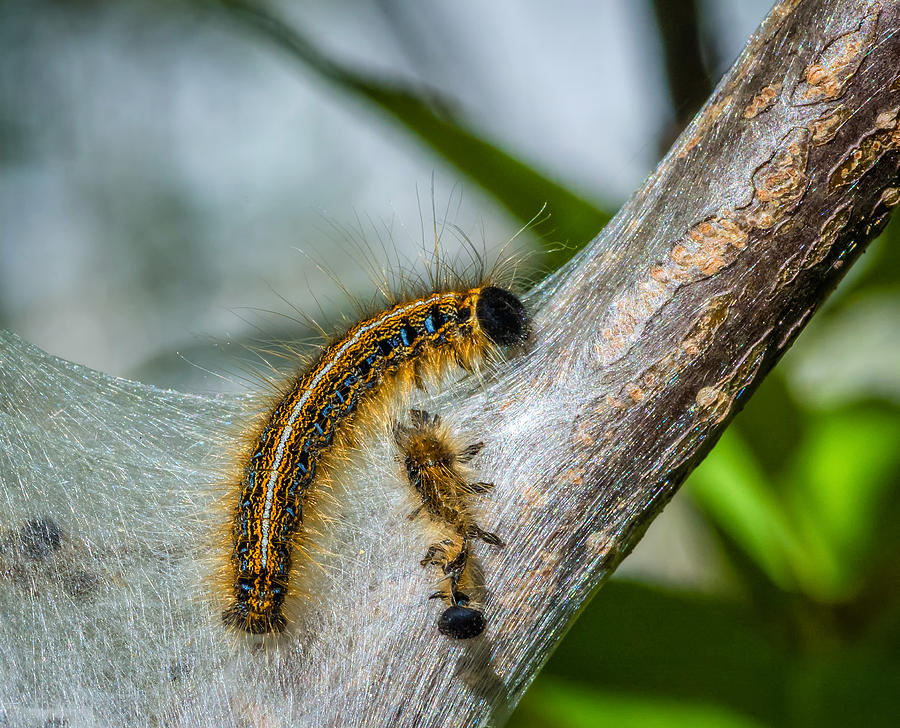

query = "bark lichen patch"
[724, 330, 772, 399]
[660, 330, 774, 478]
[829, 107, 900, 190]
[744, 83, 782, 118]
[519, 483, 550, 513]
[624, 383, 645, 402]
[594, 276, 672, 364]
[673, 212, 749, 276]
[705, 94, 733, 127]
[584, 527, 618, 560]
[877, 186, 900, 209]
[770, 0, 804, 28]
[875, 107, 900, 130]
[803, 202, 853, 269]
[695, 386, 730, 422]
[595, 129, 809, 367]
[677, 135, 700, 159]
[495, 547, 563, 632]
[810, 104, 852, 145]
[793, 13, 879, 104]
[863, 185, 900, 239]
[700, 331, 770, 422]
[749, 128, 811, 208]
[743, 129, 811, 229]
[612, 295, 732, 412]
[775, 251, 805, 290]
[681, 295, 732, 356]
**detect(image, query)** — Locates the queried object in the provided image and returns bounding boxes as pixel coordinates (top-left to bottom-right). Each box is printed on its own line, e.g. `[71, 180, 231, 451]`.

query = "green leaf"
[510, 677, 768, 728]
[537, 581, 787, 725]
[783, 404, 900, 601]
[688, 400, 900, 603]
[732, 370, 806, 479]
[788, 650, 900, 728]
[687, 431, 805, 592]
[784, 292, 900, 408]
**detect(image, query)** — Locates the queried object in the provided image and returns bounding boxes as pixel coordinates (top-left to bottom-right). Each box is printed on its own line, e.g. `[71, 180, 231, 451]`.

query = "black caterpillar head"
[438, 605, 486, 639]
[475, 286, 529, 346]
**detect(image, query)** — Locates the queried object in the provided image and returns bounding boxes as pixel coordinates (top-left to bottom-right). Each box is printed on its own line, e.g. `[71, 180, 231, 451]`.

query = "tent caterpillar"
[223, 285, 528, 634]
[393, 409, 504, 639]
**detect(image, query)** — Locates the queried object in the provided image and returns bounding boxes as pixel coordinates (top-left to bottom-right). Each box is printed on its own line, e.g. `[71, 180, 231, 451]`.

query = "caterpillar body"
[223, 285, 528, 634]
[393, 409, 504, 640]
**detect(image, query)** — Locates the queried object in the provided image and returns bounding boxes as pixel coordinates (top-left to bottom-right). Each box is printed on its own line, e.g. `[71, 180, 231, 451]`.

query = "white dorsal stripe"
[257, 293, 457, 569]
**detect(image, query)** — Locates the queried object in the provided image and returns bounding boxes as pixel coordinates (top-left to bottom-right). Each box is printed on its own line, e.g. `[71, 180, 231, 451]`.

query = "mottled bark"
[1, 1, 898, 726]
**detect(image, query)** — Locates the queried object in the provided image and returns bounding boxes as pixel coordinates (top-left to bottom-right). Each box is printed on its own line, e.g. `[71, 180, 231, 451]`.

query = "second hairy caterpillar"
[223, 284, 529, 634]
[393, 409, 504, 640]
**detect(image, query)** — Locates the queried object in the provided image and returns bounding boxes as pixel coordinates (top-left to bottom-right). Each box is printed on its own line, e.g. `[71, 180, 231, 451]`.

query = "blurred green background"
[2, 1, 898, 726]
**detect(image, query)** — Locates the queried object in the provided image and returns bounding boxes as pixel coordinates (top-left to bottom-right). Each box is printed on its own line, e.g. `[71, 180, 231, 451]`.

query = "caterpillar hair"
[393, 409, 504, 640]
[222, 275, 529, 635]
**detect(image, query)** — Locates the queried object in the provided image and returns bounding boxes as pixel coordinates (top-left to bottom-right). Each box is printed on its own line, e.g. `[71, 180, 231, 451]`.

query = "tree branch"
[1, 0, 898, 726]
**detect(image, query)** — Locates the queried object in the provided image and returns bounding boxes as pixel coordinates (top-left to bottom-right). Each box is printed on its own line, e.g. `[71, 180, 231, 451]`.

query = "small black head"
[476, 286, 529, 347]
[438, 605, 486, 639]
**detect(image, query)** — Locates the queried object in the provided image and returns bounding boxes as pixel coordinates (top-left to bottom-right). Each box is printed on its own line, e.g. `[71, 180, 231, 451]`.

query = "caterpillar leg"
[469, 524, 504, 547]
[437, 548, 487, 640]
[420, 536, 470, 600]
[408, 409, 439, 428]
[420, 539, 454, 567]
[458, 442, 485, 463]
[467, 481, 494, 493]
[421, 536, 488, 640]
[442, 540, 470, 594]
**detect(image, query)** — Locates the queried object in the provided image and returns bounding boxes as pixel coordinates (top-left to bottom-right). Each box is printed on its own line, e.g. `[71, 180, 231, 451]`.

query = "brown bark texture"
[0, 0, 899, 726]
